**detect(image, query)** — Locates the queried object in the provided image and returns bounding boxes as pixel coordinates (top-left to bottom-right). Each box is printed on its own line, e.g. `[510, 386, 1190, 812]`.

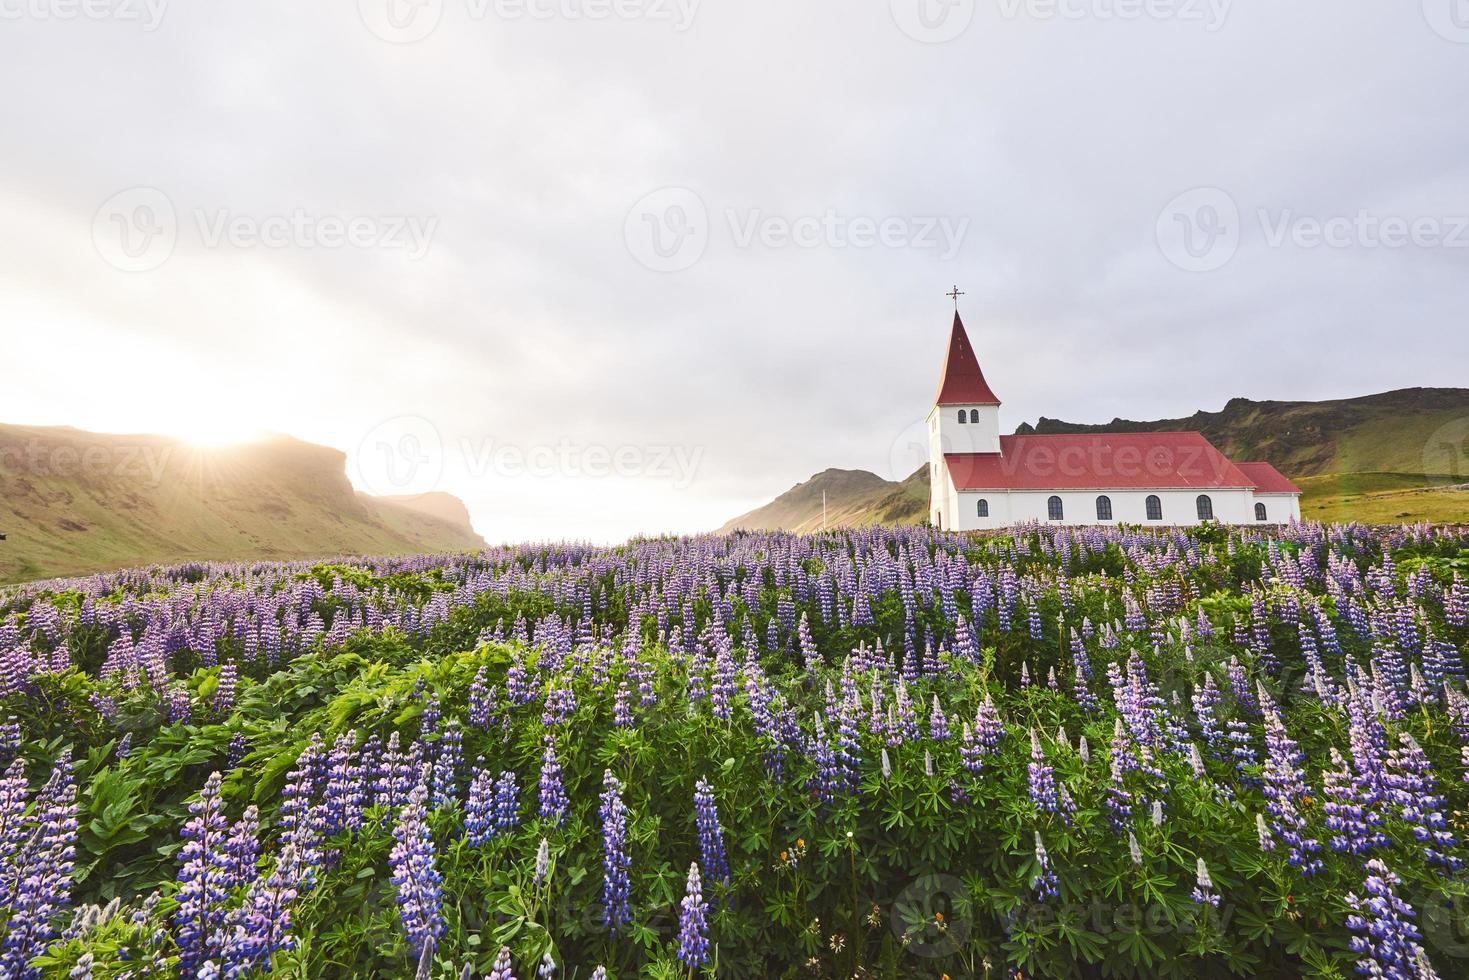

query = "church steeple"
[934, 311, 1000, 407]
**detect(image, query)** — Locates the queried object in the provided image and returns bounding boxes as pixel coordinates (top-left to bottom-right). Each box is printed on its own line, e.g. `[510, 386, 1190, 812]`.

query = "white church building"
[928, 310, 1302, 530]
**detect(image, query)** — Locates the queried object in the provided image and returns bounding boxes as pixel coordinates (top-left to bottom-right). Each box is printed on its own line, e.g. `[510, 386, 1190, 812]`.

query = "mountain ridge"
[0, 425, 485, 583]
[722, 388, 1469, 531]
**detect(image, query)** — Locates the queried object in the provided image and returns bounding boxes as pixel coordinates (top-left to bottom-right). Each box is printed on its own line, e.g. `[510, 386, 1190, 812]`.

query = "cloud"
[1, 0, 1466, 541]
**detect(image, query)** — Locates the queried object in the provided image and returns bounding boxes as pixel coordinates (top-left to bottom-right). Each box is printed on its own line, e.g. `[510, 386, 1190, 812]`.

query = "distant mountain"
[720, 467, 927, 533]
[723, 388, 1469, 531]
[0, 425, 485, 583]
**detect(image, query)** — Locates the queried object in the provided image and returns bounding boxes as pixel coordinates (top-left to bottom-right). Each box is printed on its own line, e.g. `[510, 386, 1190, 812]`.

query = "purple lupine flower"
[220, 804, 260, 891]
[1072, 661, 1099, 713]
[1030, 831, 1059, 902]
[534, 838, 550, 885]
[174, 771, 231, 975]
[493, 770, 519, 833]
[974, 693, 1004, 755]
[0, 754, 78, 980]
[166, 682, 192, 725]
[1385, 732, 1460, 870]
[693, 778, 730, 887]
[599, 770, 632, 935]
[1260, 699, 1322, 875]
[465, 763, 495, 848]
[677, 861, 711, 968]
[929, 696, 950, 741]
[506, 656, 533, 705]
[834, 697, 862, 793]
[809, 716, 841, 806]
[542, 680, 577, 728]
[538, 738, 569, 827]
[1345, 860, 1436, 980]
[537, 953, 556, 979]
[958, 723, 983, 775]
[1105, 748, 1133, 831]
[226, 733, 248, 770]
[1027, 729, 1060, 815]
[487, 946, 516, 980]
[430, 720, 463, 810]
[0, 757, 29, 876]
[468, 667, 494, 728]
[1190, 857, 1219, 908]
[115, 733, 132, 759]
[219, 844, 302, 977]
[213, 664, 237, 717]
[279, 742, 323, 882]
[389, 781, 444, 961]
[1322, 747, 1386, 855]
[613, 680, 634, 728]
[323, 731, 366, 835]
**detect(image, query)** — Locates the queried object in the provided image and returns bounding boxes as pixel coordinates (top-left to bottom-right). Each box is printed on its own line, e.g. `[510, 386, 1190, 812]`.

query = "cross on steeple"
[946, 285, 965, 309]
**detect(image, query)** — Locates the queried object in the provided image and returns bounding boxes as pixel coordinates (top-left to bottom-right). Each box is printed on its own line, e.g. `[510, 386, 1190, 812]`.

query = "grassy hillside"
[725, 388, 1469, 531]
[1019, 387, 1469, 480]
[721, 467, 927, 533]
[0, 425, 485, 583]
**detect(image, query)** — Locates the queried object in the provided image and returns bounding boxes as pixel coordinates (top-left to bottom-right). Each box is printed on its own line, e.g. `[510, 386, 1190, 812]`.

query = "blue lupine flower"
[1345, 860, 1436, 980]
[694, 778, 730, 886]
[599, 770, 632, 934]
[389, 781, 444, 960]
[677, 861, 711, 968]
[538, 738, 569, 827]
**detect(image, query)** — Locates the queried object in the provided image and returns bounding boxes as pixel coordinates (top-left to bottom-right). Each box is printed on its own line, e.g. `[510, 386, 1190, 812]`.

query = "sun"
[170, 418, 269, 449]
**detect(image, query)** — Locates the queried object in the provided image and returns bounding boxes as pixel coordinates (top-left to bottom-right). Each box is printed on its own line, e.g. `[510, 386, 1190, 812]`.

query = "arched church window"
[977, 498, 988, 518]
[1196, 495, 1214, 521]
[1145, 495, 1162, 521]
[958, 409, 968, 423]
[1095, 495, 1112, 521]
[1255, 502, 1267, 521]
[1047, 496, 1064, 521]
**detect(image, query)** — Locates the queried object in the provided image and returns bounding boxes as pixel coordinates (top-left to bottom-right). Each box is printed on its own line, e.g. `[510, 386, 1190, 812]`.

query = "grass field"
[1298, 472, 1469, 524]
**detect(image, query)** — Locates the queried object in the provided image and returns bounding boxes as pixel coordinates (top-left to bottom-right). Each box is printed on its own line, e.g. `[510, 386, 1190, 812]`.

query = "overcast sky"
[1, 0, 1466, 542]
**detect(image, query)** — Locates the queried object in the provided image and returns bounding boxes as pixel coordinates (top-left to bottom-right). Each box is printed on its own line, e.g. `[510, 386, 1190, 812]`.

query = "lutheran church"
[927, 307, 1302, 530]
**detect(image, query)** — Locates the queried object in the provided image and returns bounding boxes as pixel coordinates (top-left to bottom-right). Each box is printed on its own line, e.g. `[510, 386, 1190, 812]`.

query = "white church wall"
[1252, 493, 1301, 523]
[948, 487, 1277, 529]
[928, 404, 1001, 456]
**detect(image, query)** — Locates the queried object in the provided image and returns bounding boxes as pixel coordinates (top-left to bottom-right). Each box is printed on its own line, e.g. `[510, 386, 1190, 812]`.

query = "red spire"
[935, 311, 1000, 406]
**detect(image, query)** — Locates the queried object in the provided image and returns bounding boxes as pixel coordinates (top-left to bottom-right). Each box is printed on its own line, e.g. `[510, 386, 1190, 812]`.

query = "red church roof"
[935, 312, 1001, 406]
[944, 432, 1271, 491]
[1235, 461, 1302, 494]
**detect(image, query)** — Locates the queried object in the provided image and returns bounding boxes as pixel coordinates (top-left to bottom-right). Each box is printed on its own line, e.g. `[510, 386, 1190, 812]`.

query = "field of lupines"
[1, 523, 1467, 979]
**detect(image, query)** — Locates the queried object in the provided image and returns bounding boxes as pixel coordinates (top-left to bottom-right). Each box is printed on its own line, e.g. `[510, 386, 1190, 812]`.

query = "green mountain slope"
[724, 388, 1469, 531]
[721, 466, 928, 533]
[0, 425, 485, 583]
